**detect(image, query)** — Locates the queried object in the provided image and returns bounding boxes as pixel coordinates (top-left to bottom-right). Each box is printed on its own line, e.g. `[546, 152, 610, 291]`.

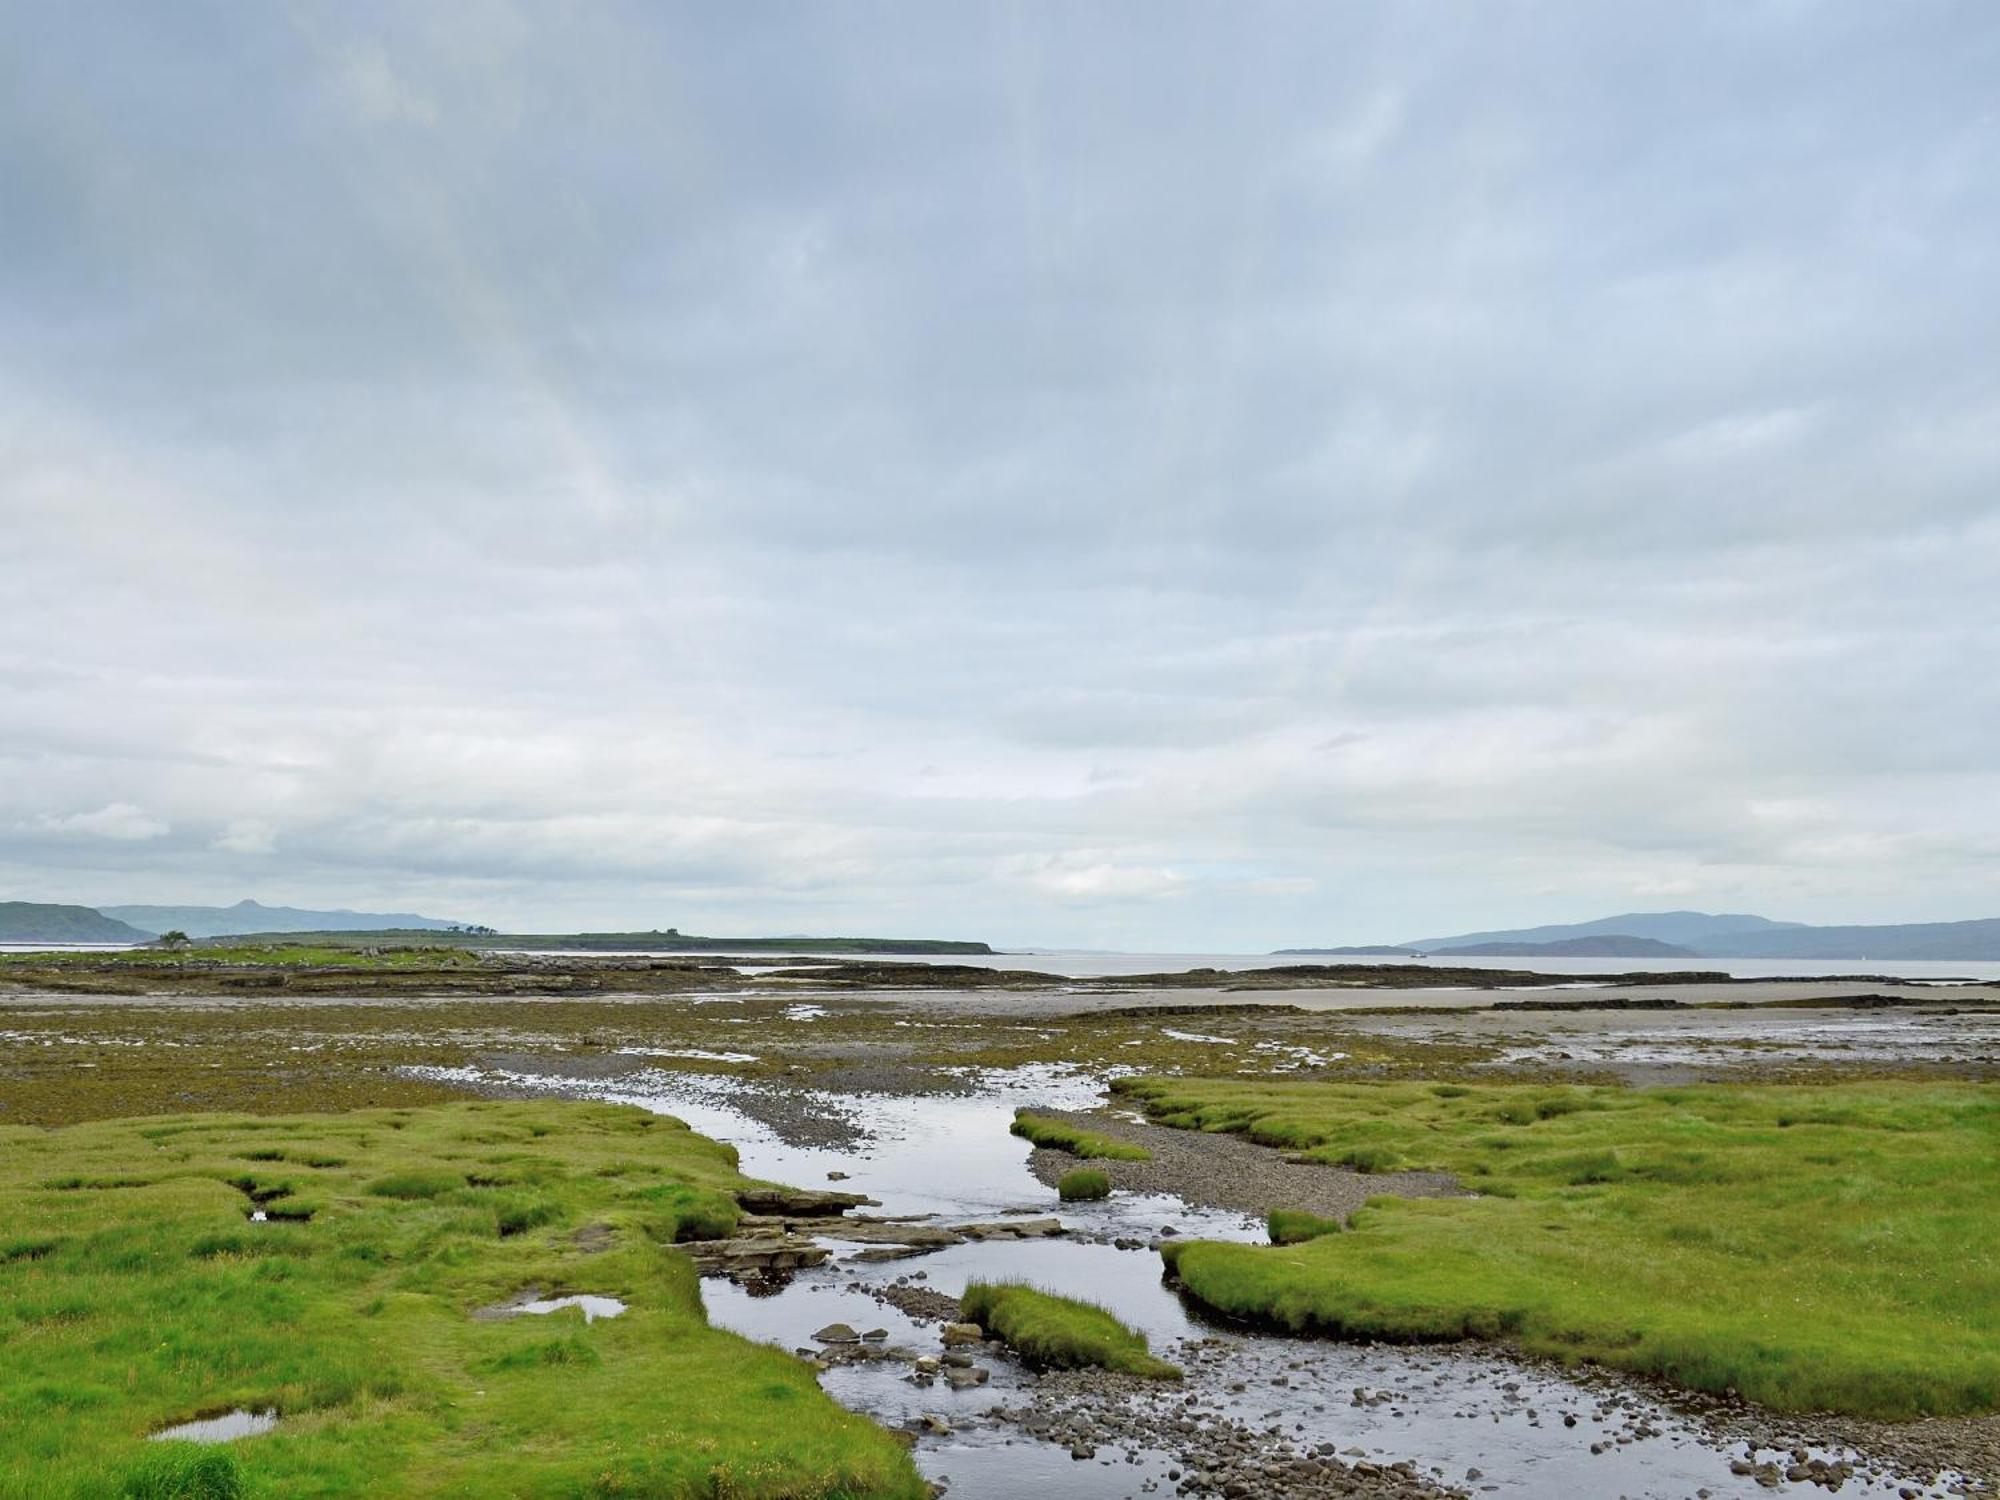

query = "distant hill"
[1709, 917, 2000, 961]
[1273, 945, 1421, 957]
[1431, 935, 1699, 959]
[1336, 909, 2000, 961]
[100, 899, 467, 940]
[0, 902, 153, 944]
[1403, 911, 1803, 952]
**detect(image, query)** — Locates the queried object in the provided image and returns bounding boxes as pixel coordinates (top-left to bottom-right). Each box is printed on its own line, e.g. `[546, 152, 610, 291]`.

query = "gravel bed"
[987, 1360, 1461, 1499]
[1020, 1108, 1460, 1221]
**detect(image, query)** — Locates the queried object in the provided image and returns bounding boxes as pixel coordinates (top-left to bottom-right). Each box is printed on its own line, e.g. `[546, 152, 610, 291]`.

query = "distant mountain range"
[1408, 911, 1803, 950]
[1280, 909, 2000, 960]
[1430, 935, 1698, 959]
[0, 901, 154, 943]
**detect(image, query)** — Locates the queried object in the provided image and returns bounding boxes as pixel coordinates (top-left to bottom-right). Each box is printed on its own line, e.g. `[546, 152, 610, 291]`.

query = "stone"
[949, 1217, 1064, 1241]
[813, 1323, 861, 1344]
[735, 1185, 877, 1216]
[678, 1235, 830, 1277]
[819, 1221, 964, 1248]
[941, 1321, 984, 1346]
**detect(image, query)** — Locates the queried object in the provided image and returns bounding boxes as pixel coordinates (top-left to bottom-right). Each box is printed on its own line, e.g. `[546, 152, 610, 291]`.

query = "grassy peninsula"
[959, 1282, 1180, 1380]
[0, 1099, 923, 1498]
[1010, 1110, 1153, 1161]
[1127, 1076, 2000, 1419]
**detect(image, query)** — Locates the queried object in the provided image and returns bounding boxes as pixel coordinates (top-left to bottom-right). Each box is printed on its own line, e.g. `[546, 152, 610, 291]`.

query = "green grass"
[0, 1099, 924, 1498]
[1266, 1209, 1343, 1245]
[1010, 1110, 1152, 1161]
[115, 1447, 246, 1499]
[1122, 1076, 2000, 1419]
[958, 1282, 1180, 1380]
[1057, 1168, 1111, 1201]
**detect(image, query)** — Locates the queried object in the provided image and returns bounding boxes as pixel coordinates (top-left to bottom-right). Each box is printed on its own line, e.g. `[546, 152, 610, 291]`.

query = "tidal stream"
[425, 1061, 1973, 1500]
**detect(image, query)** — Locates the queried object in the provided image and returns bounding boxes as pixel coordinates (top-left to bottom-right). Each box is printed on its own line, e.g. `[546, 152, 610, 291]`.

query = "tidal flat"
[1, 949, 1995, 1498]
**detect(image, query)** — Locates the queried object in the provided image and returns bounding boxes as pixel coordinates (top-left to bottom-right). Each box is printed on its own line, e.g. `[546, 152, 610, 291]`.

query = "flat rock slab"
[851, 1245, 945, 1263]
[816, 1221, 965, 1247]
[949, 1217, 1064, 1240]
[736, 1185, 879, 1215]
[679, 1234, 831, 1275]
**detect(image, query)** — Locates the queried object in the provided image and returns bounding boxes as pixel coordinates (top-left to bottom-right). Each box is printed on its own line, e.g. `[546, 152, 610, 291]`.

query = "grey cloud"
[2, 1, 1996, 946]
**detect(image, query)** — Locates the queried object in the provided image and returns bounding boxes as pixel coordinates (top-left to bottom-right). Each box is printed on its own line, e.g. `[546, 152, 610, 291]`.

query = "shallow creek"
[442, 1062, 1969, 1500]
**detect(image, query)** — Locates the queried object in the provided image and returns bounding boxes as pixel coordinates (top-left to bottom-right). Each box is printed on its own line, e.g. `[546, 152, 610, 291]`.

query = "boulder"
[677, 1234, 830, 1276]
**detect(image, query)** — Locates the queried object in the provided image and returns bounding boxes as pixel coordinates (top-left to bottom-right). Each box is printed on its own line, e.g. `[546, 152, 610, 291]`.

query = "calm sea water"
[500, 948, 2000, 983]
[10, 942, 1998, 982]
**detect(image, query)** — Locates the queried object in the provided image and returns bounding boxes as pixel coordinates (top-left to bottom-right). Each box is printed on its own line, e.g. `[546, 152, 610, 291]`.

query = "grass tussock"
[1267, 1209, 1343, 1245]
[1057, 1168, 1112, 1201]
[115, 1446, 246, 1500]
[1010, 1110, 1152, 1161]
[1119, 1076, 2000, 1419]
[960, 1281, 1180, 1379]
[0, 1099, 925, 1498]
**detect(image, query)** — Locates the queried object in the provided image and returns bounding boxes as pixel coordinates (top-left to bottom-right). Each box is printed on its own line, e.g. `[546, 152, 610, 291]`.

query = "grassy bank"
[1010, 1110, 1152, 1161]
[0, 1099, 924, 1499]
[1125, 1076, 2000, 1419]
[959, 1282, 1180, 1379]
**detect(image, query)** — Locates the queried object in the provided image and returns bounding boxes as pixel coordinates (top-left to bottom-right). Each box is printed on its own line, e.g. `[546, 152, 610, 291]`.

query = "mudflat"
[3, 947, 1996, 1498]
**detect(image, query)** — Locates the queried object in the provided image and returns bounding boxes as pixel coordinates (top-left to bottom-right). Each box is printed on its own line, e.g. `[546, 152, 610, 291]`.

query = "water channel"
[424, 1060, 1971, 1500]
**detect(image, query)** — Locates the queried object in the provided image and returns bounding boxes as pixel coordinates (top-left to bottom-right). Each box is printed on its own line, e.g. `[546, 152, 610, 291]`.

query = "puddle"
[150, 1408, 278, 1444]
[416, 1060, 1976, 1500]
[615, 1046, 759, 1064]
[484, 1293, 628, 1323]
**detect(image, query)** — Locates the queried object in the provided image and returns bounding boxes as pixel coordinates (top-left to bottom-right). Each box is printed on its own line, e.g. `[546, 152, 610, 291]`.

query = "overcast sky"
[2, 2, 1996, 948]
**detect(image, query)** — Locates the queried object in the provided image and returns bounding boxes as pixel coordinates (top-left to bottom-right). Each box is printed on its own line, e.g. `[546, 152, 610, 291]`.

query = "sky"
[2, 2, 1997, 950]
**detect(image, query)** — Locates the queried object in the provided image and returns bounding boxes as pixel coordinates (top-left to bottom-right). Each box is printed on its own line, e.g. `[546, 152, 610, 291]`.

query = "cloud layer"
[3, 2, 1997, 946]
